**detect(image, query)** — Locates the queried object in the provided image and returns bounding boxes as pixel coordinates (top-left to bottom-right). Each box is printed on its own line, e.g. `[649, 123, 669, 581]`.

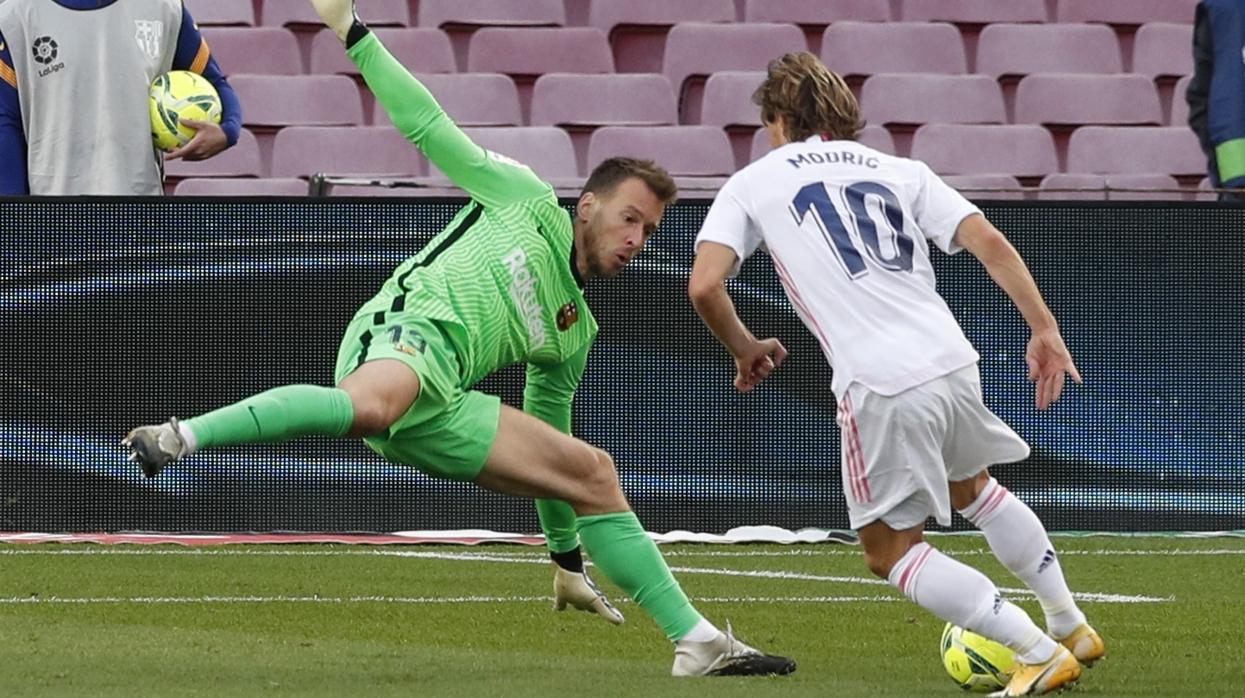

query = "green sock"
[185, 385, 354, 450]
[536, 499, 580, 554]
[577, 512, 704, 641]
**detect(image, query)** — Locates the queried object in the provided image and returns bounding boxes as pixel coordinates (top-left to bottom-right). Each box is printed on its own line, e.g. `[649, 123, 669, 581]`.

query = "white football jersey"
[697, 135, 982, 398]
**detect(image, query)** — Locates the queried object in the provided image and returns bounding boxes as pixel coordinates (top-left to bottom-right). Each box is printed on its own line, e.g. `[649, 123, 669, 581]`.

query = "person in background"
[0, 0, 242, 195]
[1187, 0, 1245, 201]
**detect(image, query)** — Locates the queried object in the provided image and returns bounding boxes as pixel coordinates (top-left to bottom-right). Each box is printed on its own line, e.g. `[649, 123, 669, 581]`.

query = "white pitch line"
[0, 548, 1177, 603]
[379, 551, 1173, 602]
[2, 547, 1242, 557]
[0, 595, 900, 605]
[659, 549, 1245, 558]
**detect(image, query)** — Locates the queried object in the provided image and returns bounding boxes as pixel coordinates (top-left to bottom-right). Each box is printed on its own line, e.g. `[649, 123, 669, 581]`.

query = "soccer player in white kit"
[689, 53, 1106, 696]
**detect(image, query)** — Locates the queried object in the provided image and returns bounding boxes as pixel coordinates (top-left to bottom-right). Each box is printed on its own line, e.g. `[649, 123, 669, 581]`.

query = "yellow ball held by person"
[149, 70, 222, 151]
[940, 622, 1016, 693]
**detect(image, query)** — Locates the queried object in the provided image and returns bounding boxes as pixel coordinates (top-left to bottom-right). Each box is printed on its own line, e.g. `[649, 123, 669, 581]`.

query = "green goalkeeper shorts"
[334, 311, 500, 481]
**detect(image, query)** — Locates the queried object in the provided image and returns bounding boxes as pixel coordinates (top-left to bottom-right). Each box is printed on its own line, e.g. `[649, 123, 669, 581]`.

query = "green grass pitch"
[1, 535, 1242, 697]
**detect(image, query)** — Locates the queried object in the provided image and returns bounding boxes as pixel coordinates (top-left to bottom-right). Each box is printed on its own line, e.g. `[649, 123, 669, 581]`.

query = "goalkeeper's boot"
[123, 418, 190, 478]
[990, 645, 1080, 696]
[1056, 624, 1105, 666]
[309, 0, 361, 42]
[553, 564, 624, 625]
[672, 623, 796, 677]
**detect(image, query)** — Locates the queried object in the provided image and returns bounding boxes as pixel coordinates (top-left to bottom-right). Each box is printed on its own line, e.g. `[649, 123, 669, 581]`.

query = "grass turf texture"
[1, 536, 1241, 697]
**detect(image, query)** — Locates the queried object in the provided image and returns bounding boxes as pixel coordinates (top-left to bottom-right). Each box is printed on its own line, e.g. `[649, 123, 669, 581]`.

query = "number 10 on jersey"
[790, 181, 914, 278]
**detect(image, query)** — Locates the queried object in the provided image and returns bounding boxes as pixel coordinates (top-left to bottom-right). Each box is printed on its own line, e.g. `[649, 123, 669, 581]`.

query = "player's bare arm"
[954, 214, 1082, 409]
[689, 241, 788, 392]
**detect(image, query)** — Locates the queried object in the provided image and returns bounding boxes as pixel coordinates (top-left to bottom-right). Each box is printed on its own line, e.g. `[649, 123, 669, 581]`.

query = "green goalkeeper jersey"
[347, 33, 597, 432]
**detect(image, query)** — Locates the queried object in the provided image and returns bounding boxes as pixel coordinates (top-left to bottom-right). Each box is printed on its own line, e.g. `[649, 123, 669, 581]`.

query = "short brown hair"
[582, 157, 678, 205]
[752, 52, 864, 142]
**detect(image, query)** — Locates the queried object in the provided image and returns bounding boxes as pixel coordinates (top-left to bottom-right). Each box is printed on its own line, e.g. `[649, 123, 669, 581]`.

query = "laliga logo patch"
[32, 36, 57, 64]
[32, 36, 65, 78]
[556, 301, 579, 331]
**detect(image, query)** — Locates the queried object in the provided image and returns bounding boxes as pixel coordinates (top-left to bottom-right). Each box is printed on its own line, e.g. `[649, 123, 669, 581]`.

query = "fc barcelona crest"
[134, 20, 164, 61]
[556, 301, 579, 331]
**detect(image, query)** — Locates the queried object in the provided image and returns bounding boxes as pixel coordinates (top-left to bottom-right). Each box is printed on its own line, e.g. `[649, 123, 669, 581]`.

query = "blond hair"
[752, 52, 864, 142]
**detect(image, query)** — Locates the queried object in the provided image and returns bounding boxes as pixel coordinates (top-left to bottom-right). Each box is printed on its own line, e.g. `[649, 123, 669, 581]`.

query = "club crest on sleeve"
[556, 301, 579, 331]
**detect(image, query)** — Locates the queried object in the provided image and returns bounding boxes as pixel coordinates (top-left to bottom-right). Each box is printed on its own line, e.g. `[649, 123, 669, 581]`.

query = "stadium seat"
[1066, 126, 1205, 178]
[420, 0, 565, 71]
[1037, 173, 1108, 200]
[531, 74, 677, 127]
[467, 27, 614, 124]
[418, 0, 565, 28]
[372, 73, 521, 128]
[1106, 173, 1183, 199]
[1170, 74, 1192, 127]
[898, 0, 1047, 24]
[749, 124, 895, 162]
[700, 72, 766, 129]
[1133, 23, 1195, 79]
[228, 75, 364, 127]
[663, 23, 806, 123]
[1038, 173, 1183, 200]
[201, 27, 303, 75]
[821, 22, 967, 80]
[1055, 0, 1199, 26]
[975, 24, 1123, 79]
[861, 74, 1005, 126]
[941, 174, 1026, 200]
[910, 124, 1058, 178]
[744, 0, 891, 51]
[1193, 176, 1219, 201]
[325, 183, 439, 197]
[184, 0, 253, 26]
[565, 0, 591, 26]
[855, 125, 897, 156]
[1014, 74, 1162, 127]
[531, 73, 677, 173]
[165, 129, 263, 179]
[271, 126, 426, 178]
[587, 126, 734, 191]
[746, 0, 890, 23]
[589, 0, 736, 73]
[263, 0, 409, 27]
[174, 178, 310, 196]
[309, 28, 456, 76]
[467, 27, 614, 75]
[700, 71, 767, 170]
[896, 0, 1047, 71]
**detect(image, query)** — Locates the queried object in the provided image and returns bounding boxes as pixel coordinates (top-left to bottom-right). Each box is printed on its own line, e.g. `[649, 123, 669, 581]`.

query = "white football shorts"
[836, 364, 1030, 530]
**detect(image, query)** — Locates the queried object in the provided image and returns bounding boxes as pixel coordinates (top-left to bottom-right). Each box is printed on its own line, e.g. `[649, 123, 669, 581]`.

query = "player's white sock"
[679, 618, 721, 643]
[888, 542, 1058, 665]
[959, 477, 1086, 638]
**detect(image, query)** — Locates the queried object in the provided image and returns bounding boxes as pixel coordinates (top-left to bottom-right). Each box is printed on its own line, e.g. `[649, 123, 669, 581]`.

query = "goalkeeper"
[124, 0, 795, 678]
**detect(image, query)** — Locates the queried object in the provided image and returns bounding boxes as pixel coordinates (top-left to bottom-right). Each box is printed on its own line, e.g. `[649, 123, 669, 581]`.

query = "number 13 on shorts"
[387, 325, 426, 356]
